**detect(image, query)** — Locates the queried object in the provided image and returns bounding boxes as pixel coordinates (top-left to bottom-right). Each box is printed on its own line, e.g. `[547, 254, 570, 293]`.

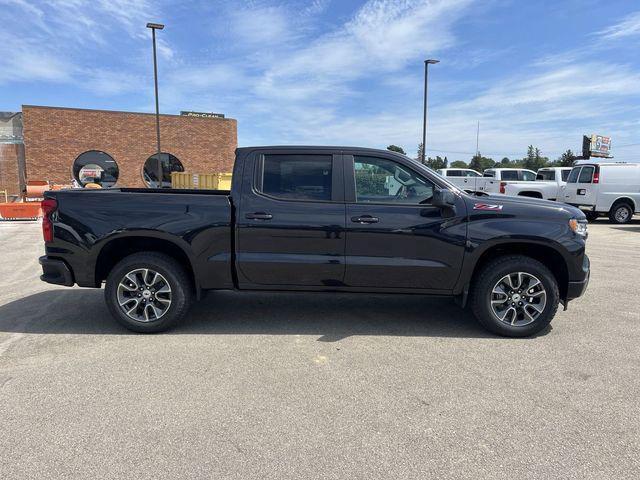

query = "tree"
[387, 145, 406, 155]
[557, 149, 576, 167]
[425, 155, 448, 170]
[469, 153, 495, 172]
[523, 145, 549, 171]
[450, 160, 468, 168]
[416, 142, 425, 163]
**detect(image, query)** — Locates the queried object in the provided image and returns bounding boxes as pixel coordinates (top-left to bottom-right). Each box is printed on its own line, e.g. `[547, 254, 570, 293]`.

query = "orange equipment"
[0, 202, 42, 220]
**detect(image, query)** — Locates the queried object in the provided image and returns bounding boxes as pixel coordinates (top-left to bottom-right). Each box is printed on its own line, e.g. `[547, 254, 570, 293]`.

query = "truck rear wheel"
[470, 255, 559, 337]
[105, 252, 193, 333]
[608, 202, 633, 224]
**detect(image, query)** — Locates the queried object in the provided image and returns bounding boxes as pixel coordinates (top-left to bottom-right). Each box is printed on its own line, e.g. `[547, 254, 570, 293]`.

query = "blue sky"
[1, 0, 639, 162]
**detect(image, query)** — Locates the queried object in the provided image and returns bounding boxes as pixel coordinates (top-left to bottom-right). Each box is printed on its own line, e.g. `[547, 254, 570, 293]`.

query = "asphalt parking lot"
[1, 220, 639, 479]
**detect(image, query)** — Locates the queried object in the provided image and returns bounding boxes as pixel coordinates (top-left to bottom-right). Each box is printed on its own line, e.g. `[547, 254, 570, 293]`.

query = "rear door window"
[567, 167, 581, 183]
[261, 154, 333, 201]
[447, 170, 462, 177]
[578, 166, 595, 183]
[520, 171, 536, 181]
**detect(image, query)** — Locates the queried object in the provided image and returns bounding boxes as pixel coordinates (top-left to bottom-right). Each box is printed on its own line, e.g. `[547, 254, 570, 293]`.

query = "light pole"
[147, 22, 164, 188]
[422, 59, 439, 164]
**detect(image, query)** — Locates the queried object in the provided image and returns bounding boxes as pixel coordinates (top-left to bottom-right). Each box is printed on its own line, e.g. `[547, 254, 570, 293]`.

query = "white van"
[563, 162, 640, 224]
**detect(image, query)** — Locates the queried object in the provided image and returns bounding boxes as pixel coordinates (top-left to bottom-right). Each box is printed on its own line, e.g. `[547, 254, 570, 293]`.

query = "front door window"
[354, 156, 434, 204]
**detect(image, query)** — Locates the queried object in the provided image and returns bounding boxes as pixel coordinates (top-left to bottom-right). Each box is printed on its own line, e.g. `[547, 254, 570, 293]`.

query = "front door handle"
[245, 212, 273, 220]
[351, 215, 379, 224]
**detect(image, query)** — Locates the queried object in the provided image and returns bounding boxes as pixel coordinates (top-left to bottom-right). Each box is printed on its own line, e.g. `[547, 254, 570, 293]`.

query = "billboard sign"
[588, 134, 612, 158]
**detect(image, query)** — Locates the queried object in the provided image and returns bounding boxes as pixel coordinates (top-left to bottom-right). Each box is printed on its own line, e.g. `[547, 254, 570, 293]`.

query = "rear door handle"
[351, 215, 379, 224]
[245, 212, 273, 220]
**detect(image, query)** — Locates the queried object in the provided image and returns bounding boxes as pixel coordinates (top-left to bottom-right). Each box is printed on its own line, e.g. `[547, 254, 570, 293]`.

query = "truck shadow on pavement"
[0, 288, 551, 340]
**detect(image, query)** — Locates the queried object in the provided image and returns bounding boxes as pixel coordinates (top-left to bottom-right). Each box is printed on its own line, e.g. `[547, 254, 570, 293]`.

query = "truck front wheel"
[105, 252, 193, 333]
[470, 255, 559, 337]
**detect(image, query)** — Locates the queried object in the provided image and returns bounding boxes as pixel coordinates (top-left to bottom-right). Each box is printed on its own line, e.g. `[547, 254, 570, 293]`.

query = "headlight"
[569, 218, 588, 237]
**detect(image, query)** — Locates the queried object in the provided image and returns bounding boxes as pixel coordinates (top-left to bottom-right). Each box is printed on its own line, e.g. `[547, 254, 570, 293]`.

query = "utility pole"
[147, 22, 164, 188]
[422, 59, 439, 164]
[475, 121, 480, 158]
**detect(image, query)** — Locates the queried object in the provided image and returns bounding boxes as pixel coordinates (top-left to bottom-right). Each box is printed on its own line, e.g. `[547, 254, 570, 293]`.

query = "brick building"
[0, 105, 237, 199]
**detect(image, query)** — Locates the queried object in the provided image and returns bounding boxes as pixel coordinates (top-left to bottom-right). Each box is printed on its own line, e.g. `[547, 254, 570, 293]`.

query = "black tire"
[608, 202, 633, 224]
[585, 211, 599, 222]
[105, 252, 193, 333]
[470, 255, 559, 337]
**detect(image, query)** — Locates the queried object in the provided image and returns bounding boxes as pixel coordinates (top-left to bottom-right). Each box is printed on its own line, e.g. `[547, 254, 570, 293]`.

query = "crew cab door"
[343, 153, 467, 291]
[236, 149, 346, 287]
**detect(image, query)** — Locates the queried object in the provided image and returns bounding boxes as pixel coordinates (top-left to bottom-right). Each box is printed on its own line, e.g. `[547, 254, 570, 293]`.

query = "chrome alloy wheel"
[490, 272, 547, 326]
[117, 268, 172, 322]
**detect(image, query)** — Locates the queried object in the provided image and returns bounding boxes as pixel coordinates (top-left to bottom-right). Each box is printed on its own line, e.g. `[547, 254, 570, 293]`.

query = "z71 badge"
[473, 203, 504, 211]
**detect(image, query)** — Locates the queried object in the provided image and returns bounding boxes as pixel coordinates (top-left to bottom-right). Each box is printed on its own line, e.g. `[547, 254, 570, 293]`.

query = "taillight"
[500, 181, 507, 194]
[592, 170, 599, 184]
[41, 198, 57, 242]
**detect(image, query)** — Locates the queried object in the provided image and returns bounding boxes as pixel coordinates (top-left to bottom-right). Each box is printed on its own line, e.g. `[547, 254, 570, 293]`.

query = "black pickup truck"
[39, 146, 590, 336]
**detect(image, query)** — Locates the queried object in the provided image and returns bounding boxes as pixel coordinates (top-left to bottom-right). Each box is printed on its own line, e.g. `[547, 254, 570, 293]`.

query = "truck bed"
[43, 188, 234, 290]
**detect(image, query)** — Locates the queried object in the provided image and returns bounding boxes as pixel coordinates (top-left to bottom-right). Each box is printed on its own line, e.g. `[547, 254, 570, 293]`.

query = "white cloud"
[229, 5, 291, 46]
[258, 0, 472, 100]
[596, 11, 640, 40]
[0, 0, 168, 91]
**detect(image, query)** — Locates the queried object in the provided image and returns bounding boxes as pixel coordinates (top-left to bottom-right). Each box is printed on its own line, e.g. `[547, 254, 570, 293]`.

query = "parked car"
[563, 161, 640, 224]
[440, 168, 537, 194]
[39, 146, 590, 337]
[436, 168, 482, 192]
[503, 167, 573, 200]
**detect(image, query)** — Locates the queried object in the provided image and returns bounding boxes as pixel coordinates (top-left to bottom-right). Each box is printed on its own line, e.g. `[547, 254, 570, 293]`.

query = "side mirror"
[432, 188, 456, 208]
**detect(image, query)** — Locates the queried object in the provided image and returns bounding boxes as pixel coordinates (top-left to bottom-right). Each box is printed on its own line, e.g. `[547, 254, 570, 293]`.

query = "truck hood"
[466, 193, 585, 220]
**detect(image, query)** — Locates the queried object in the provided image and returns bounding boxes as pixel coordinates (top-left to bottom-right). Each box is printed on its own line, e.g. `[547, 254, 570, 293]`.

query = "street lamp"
[147, 22, 164, 188]
[422, 59, 439, 164]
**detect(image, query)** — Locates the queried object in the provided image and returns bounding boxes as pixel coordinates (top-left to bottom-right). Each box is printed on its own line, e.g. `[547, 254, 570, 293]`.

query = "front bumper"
[39, 256, 74, 286]
[567, 254, 590, 300]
